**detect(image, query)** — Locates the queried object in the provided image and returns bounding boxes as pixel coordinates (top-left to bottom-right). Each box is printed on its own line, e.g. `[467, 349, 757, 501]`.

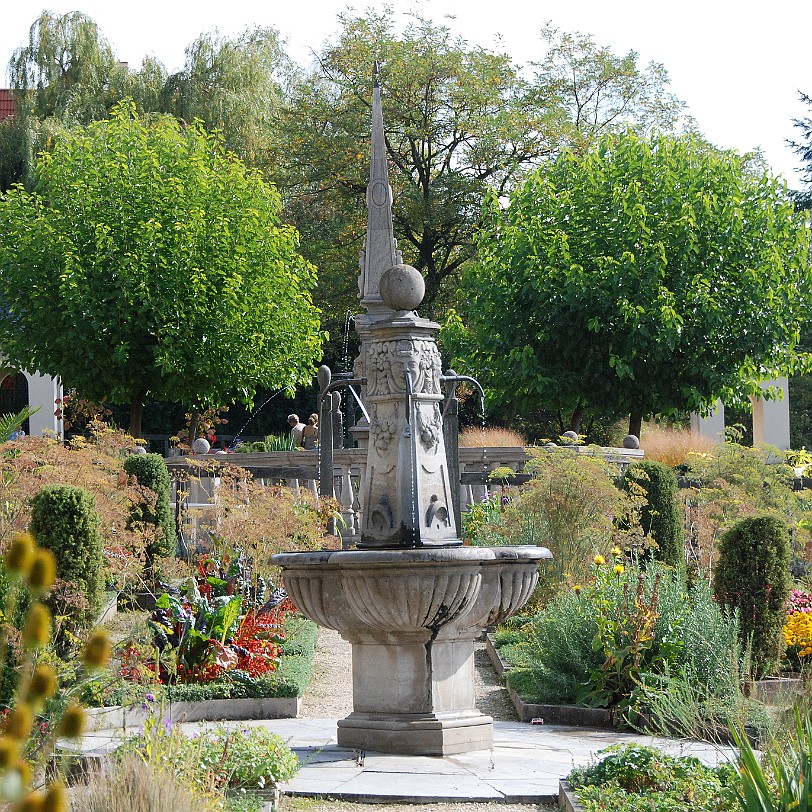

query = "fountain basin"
[272, 545, 550, 754]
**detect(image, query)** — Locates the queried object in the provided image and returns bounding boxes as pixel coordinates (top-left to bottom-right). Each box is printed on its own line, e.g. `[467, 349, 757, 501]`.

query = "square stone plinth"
[336, 710, 493, 755]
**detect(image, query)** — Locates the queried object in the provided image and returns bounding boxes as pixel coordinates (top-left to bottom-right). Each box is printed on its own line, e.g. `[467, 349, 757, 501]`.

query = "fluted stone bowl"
[272, 546, 551, 637]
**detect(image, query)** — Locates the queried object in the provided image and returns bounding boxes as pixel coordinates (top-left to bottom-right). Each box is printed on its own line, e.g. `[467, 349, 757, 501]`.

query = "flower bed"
[83, 553, 319, 713]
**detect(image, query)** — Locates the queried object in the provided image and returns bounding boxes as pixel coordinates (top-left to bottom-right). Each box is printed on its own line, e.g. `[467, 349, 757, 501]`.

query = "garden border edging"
[558, 780, 585, 812]
[486, 634, 615, 728]
[86, 696, 301, 731]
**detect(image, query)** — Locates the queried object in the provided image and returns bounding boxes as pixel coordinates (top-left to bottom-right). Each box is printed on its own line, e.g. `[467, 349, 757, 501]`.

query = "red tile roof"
[0, 90, 17, 122]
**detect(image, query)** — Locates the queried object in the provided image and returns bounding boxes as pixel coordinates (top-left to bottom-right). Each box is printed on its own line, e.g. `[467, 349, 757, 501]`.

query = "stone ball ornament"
[623, 434, 640, 449]
[379, 264, 425, 312]
[191, 437, 211, 454]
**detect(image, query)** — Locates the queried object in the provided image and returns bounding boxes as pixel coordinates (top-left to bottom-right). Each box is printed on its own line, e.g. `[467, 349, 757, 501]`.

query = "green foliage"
[500, 562, 742, 720]
[0, 101, 322, 437]
[0, 556, 31, 706]
[30, 484, 103, 626]
[568, 744, 737, 812]
[733, 709, 812, 812]
[468, 448, 645, 605]
[714, 514, 793, 679]
[622, 461, 683, 567]
[117, 716, 298, 794]
[0, 406, 38, 443]
[449, 130, 812, 433]
[123, 453, 176, 578]
[162, 27, 289, 174]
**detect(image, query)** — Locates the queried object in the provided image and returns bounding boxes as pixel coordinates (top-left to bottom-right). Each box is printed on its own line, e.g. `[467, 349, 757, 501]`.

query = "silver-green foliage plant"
[499, 562, 742, 721]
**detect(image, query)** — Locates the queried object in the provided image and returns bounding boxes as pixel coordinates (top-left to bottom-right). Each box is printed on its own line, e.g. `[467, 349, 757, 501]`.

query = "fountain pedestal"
[273, 546, 550, 754]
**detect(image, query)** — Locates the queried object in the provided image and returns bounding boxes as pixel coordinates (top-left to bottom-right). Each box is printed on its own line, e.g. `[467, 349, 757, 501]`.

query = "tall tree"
[0, 102, 322, 437]
[790, 90, 812, 209]
[8, 10, 126, 125]
[277, 13, 687, 346]
[448, 131, 812, 437]
[531, 27, 690, 148]
[161, 27, 290, 173]
[277, 11, 562, 326]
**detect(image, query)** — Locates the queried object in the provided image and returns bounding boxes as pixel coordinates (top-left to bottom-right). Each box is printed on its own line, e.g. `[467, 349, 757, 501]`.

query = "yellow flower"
[593, 555, 606, 566]
[57, 704, 86, 739]
[613, 564, 625, 575]
[573, 584, 582, 594]
[27, 665, 57, 703]
[610, 546, 622, 557]
[5, 532, 35, 575]
[82, 629, 112, 669]
[19, 790, 45, 812]
[22, 604, 52, 650]
[27, 549, 57, 592]
[16, 758, 32, 788]
[42, 781, 67, 812]
[3, 705, 33, 739]
[0, 735, 20, 769]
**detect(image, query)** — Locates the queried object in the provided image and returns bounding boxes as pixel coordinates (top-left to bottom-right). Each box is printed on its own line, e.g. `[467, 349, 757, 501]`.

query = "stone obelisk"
[353, 66, 458, 549]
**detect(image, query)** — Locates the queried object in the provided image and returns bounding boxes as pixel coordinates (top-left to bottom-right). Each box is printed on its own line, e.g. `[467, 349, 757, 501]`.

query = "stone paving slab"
[80, 717, 739, 805]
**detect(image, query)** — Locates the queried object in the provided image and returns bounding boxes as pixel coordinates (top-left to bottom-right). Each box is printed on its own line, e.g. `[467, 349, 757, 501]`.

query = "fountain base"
[272, 546, 550, 756]
[338, 709, 493, 755]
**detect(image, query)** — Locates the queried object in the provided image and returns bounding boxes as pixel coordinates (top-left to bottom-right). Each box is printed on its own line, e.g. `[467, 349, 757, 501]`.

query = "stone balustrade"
[166, 444, 641, 548]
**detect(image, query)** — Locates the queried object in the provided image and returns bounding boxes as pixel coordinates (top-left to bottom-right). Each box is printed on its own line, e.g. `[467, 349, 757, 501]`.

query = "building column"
[751, 377, 790, 451]
[690, 401, 725, 444]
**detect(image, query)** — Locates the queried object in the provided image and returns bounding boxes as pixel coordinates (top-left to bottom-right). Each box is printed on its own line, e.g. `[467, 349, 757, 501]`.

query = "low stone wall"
[86, 696, 302, 732]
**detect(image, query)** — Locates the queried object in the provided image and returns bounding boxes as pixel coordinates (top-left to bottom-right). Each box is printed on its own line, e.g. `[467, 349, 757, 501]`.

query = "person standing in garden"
[288, 414, 305, 449]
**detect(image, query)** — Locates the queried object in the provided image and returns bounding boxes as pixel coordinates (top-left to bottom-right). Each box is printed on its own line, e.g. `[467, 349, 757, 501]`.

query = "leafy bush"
[567, 743, 737, 812]
[30, 484, 104, 627]
[714, 514, 792, 678]
[123, 453, 176, 578]
[500, 560, 743, 722]
[117, 716, 298, 794]
[473, 448, 645, 605]
[622, 460, 683, 567]
[682, 440, 811, 580]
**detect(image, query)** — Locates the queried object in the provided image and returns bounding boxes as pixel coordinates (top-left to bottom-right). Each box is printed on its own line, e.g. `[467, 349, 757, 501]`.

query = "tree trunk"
[188, 409, 201, 447]
[128, 390, 147, 438]
[628, 411, 643, 440]
[568, 405, 585, 434]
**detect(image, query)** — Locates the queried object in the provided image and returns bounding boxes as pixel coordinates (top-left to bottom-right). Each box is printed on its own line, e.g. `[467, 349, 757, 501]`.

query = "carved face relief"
[371, 402, 399, 456]
[416, 403, 442, 451]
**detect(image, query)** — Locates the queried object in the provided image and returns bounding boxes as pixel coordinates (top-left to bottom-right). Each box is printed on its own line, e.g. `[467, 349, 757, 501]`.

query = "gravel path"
[288, 629, 553, 812]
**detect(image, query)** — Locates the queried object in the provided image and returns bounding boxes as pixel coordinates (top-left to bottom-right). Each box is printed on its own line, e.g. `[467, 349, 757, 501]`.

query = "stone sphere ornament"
[379, 264, 425, 312]
[623, 434, 640, 449]
[192, 437, 211, 454]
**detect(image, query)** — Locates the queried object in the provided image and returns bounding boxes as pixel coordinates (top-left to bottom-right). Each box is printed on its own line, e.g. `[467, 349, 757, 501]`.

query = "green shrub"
[123, 453, 176, 578]
[477, 448, 644, 605]
[30, 484, 104, 626]
[567, 743, 737, 812]
[501, 561, 742, 718]
[714, 514, 792, 678]
[622, 460, 683, 567]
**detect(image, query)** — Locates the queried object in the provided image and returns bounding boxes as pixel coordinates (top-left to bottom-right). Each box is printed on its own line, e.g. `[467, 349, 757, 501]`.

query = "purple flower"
[162, 718, 172, 733]
[145, 692, 156, 703]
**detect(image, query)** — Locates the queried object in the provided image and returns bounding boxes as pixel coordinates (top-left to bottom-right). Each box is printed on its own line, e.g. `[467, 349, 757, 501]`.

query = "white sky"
[1, 1, 810, 188]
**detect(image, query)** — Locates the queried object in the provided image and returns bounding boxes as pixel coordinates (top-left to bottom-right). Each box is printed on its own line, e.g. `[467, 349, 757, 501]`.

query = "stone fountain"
[271, 66, 550, 756]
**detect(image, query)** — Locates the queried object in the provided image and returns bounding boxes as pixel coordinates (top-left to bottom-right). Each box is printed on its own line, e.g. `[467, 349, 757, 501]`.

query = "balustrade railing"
[166, 444, 642, 548]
